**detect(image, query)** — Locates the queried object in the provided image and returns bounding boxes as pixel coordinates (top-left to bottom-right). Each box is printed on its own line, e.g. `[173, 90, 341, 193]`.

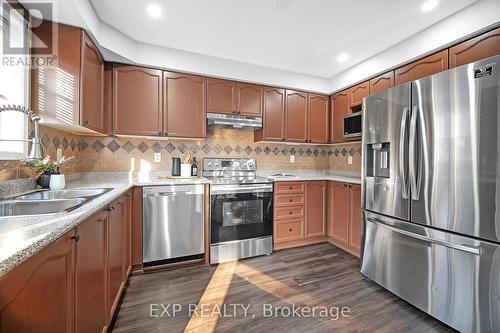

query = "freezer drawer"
[361, 211, 500, 333]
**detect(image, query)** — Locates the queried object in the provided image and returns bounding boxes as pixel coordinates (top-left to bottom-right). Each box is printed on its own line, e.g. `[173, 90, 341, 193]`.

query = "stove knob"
[247, 160, 255, 169]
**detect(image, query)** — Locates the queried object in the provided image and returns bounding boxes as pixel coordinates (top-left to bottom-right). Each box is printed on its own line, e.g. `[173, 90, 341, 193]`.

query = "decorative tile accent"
[313, 149, 319, 157]
[254, 146, 262, 155]
[106, 140, 120, 153]
[212, 144, 222, 154]
[320, 149, 327, 157]
[51, 136, 61, 149]
[78, 140, 88, 152]
[165, 143, 176, 153]
[341, 148, 348, 156]
[244, 146, 252, 155]
[137, 142, 149, 153]
[298, 148, 305, 156]
[334, 149, 340, 156]
[177, 143, 187, 153]
[223, 145, 233, 154]
[289, 147, 296, 155]
[306, 148, 312, 157]
[41, 134, 50, 148]
[327, 150, 333, 156]
[272, 147, 280, 155]
[122, 141, 135, 153]
[62, 137, 69, 150]
[349, 148, 357, 156]
[263, 147, 271, 155]
[201, 144, 211, 154]
[280, 148, 288, 156]
[234, 145, 242, 154]
[91, 140, 105, 152]
[190, 144, 199, 153]
[70, 139, 76, 151]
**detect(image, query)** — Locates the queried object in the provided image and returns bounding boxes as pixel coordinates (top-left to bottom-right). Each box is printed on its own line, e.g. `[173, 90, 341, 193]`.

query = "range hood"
[207, 113, 262, 130]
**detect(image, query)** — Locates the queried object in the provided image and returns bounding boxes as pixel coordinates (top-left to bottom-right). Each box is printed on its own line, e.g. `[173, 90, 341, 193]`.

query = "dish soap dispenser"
[191, 157, 198, 176]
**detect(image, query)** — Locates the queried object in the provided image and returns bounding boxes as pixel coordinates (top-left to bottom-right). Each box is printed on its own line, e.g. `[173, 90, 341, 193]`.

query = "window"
[0, 3, 29, 160]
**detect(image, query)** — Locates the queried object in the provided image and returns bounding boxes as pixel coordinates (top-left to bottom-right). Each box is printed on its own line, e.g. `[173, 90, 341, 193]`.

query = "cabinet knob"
[105, 207, 112, 212]
[289, 199, 293, 202]
[71, 234, 80, 242]
[289, 186, 292, 190]
[83, 120, 88, 125]
[289, 229, 293, 232]
[289, 211, 293, 215]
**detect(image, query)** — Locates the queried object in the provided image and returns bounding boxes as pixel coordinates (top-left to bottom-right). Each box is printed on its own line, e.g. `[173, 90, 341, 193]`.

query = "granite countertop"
[0, 170, 360, 278]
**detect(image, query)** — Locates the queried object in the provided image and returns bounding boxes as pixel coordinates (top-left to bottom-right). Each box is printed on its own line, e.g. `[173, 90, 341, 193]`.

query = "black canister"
[172, 157, 181, 176]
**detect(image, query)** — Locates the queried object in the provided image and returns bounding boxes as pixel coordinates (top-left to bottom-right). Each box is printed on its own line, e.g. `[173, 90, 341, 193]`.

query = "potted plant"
[22, 155, 74, 189]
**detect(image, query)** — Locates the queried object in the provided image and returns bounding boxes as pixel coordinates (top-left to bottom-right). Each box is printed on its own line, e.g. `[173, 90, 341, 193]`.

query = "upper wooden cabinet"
[369, 71, 395, 95]
[0, 229, 75, 333]
[305, 181, 327, 238]
[395, 50, 449, 85]
[112, 65, 163, 136]
[348, 81, 369, 108]
[307, 94, 329, 143]
[330, 90, 349, 143]
[164, 72, 206, 137]
[207, 78, 236, 114]
[449, 27, 500, 68]
[255, 87, 286, 141]
[285, 90, 308, 142]
[236, 83, 263, 116]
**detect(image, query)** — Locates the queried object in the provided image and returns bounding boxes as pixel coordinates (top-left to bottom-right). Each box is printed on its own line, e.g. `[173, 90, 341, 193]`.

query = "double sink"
[0, 188, 112, 218]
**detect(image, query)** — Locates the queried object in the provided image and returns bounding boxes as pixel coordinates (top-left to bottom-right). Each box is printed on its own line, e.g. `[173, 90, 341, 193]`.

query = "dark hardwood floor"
[112, 243, 451, 333]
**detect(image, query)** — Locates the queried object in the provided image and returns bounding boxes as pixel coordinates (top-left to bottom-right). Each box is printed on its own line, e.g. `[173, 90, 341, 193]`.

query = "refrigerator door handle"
[399, 107, 409, 199]
[409, 105, 421, 200]
[366, 217, 482, 255]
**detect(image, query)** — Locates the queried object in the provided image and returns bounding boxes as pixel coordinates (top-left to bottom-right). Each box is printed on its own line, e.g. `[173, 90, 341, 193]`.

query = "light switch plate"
[347, 156, 353, 165]
[290, 155, 295, 163]
[154, 153, 161, 163]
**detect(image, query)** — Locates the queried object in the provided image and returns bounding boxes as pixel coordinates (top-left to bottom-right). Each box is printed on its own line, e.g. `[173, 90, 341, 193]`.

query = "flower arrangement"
[22, 155, 74, 174]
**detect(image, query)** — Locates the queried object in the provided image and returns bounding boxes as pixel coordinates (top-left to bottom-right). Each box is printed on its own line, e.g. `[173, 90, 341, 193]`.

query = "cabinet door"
[236, 83, 263, 116]
[255, 87, 285, 141]
[328, 181, 349, 249]
[113, 65, 163, 136]
[285, 90, 308, 142]
[108, 198, 124, 317]
[207, 78, 236, 114]
[395, 50, 449, 85]
[348, 81, 369, 108]
[75, 211, 107, 333]
[164, 72, 206, 137]
[449, 27, 500, 68]
[307, 94, 329, 143]
[369, 71, 394, 95]
[80, 32, 104, 132]
[123, 192, 132, 278]
[0, 230, 75, 333]
[330, 91, 349, 143]
[305, 181, 327, 238]
[349, 184, 362, 257]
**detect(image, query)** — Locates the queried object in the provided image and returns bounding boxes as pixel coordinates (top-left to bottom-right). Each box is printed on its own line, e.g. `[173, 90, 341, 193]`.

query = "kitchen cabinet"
[285, 90, 308, 142]
[449, 27, 500, 68]
[164, 72, 206, 137]
[254, 87, 286, 141]
[207, 78, 236, 114]
[75, 210, 107, 333]
[236, 83, 263, 116]
[330, 90, 349, 143]
[113, 65, 163, 136]
[395, 50, 449, 85]
[0, 230, 75, 333]
[123, 191, 133, 278]
[305, 181, 327, 238]
[348, 81, 369, 108]
[369, 71, 395, 95]
[108, 196, 125, 319]
[31, 22, 107, 133]
[131, 187, 143, 271]
[307, 94, 329, 143]
[326, 181, 362, 257]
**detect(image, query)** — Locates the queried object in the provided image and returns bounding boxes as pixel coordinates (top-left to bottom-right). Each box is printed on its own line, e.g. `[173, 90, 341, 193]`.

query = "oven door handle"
[211, 184, 273, 195]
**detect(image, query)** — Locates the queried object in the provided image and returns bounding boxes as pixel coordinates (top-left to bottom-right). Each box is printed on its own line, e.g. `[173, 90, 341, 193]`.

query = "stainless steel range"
[203, 158, 273, 264]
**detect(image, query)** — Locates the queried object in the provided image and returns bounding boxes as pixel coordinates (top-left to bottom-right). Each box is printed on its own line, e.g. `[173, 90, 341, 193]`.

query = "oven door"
[210, 183, 273, 244]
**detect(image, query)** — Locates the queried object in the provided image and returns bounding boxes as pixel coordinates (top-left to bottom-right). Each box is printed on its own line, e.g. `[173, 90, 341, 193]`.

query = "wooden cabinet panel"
[330, 91, 349, 143]
[275, 194, 305, 207]
[75, 210, 107, 333]
[274, 181, 305, 194]
[327, 181, 349, 249]
[449, 27, 500, 68]
[80, 32, 104, 132]
[112, 65, 163, 136]
[305, 181, 327, 238]
[395, 50, 449, 85]
[369, 71, 395, 95]
[307, 94, 329, 143]
[207, 78, 236, 114]
[275, 219, 304, 243]
[348, 81, 369, 107]
[349, 184, 362, 257]
[164, 72, 206, 137]
[131, 187, 143, 270]
[285, 90, 308, 142]
[236, 83, 263, 116]
[108, 198, 124, 318]
[255, 87, 285, 141]
[0, 230, 75, 333]
[274, 206, 305, 221]
[123, 191, 132, 278]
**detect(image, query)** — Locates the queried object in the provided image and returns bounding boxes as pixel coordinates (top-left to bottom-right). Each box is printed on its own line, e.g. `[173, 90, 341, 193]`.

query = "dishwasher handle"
[143, 185, 205, 197]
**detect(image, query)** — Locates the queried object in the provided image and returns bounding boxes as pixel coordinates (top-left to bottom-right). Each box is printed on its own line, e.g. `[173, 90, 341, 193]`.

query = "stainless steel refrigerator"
[361, 54, 500, 333]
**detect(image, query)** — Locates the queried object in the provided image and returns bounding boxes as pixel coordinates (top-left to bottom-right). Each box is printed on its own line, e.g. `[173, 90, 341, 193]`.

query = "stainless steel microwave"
[344, 111, 362, 138]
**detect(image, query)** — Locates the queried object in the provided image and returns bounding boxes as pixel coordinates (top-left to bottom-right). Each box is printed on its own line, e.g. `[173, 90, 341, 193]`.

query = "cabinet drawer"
[274, 194, 305, 207]
[274, 181, 305, 194]
[274, 205, 304, 220]
[275, 219, 304, 243]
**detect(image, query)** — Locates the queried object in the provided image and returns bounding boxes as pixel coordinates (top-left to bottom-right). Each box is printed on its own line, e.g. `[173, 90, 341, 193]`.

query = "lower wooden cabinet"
[327, 181, 362, 257]
[305, 181, 327, 237]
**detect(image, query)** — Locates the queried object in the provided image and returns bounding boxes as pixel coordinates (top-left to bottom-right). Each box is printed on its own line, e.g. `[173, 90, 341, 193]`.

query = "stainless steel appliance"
[207, 113, 262, 130]
[343, 111, 362, 138]
[203, 158, 273, 264]
[142, 185, 204, 265]
[361, 55, 500, 333]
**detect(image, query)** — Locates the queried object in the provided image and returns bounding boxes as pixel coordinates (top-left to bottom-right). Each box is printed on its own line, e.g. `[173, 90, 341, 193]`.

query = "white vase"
[180, 163, 191, 177]
[49, 174, 66, 190]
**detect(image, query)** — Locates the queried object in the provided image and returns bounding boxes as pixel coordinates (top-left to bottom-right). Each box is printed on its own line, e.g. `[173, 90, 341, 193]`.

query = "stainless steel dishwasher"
[142, 184, 204, 264]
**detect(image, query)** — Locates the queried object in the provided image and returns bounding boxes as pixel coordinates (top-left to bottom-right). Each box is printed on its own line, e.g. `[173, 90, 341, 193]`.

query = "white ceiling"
[89, 0, 477, 78]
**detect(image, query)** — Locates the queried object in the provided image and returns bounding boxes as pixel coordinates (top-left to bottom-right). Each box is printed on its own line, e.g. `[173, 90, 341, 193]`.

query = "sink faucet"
[0, 97, 43, 160]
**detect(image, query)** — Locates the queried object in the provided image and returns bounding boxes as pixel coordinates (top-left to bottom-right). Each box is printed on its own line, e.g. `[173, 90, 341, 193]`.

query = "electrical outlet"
[154, 153, 161, 163]
[347, 156, 353, 165]
[290, 155, 295, 163]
